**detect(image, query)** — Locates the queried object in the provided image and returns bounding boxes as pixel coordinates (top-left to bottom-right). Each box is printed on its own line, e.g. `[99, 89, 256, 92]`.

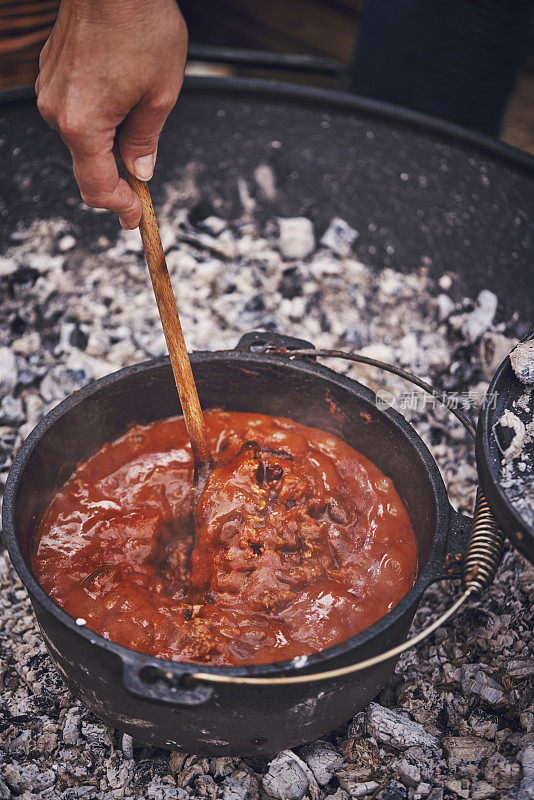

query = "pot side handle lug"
[433, 506, 473, 582]
[121, 658, 215, 706]
[236, 330, 315, 355]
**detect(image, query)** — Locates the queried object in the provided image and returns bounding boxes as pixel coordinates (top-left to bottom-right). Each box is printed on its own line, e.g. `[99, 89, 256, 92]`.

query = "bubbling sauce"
[32, 410, 417, 666]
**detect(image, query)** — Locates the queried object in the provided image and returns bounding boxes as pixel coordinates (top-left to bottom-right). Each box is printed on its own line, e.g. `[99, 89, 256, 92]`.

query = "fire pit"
[1, 78, 533, 797]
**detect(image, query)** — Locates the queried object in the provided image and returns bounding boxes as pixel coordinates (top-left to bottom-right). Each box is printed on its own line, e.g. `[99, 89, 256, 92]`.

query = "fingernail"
[133, 153, 156, 181]
[119, 217, 128, 229]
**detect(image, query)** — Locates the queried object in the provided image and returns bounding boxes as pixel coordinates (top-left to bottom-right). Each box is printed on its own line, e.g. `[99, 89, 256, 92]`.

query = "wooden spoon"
[125, 170, 213, 494]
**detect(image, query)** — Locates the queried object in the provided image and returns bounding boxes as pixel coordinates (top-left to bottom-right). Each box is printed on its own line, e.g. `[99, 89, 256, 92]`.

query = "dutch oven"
[3, 332, 472, 756]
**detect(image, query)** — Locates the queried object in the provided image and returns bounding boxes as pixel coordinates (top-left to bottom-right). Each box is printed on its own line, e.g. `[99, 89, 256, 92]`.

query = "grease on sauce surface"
[32, 411, 417, 665]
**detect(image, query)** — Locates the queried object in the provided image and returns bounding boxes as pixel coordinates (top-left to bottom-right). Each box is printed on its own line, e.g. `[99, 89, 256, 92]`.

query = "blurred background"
[1, 0, 533, 151]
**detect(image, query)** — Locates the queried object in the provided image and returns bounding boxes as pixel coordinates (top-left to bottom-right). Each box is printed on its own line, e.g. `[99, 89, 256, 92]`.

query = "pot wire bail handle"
[188, 346, 505, 686]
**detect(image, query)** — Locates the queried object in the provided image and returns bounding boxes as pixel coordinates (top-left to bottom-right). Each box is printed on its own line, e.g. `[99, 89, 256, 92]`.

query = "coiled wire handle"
[463, 487, 506, 594]
[188, 346, 506, 686]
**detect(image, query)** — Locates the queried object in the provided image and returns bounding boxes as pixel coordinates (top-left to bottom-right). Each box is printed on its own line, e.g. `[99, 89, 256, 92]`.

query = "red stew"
[32, 410, 417, 666]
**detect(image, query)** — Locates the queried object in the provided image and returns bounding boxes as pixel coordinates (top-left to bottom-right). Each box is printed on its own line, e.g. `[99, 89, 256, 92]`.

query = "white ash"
[0, 346, 17, 399]
[449, 289, 498, 344]
[511, 340, 534, 386]
[262, 750, 319, 800]
[335, 777, 379, 797]
[277, 217, 315, 260]
[320, 217, 359, 257]
[497, 389, 534, 528]
[0, 192, 532, 799]
[367, 703, 439, 749]
[300, 740, 345, 786]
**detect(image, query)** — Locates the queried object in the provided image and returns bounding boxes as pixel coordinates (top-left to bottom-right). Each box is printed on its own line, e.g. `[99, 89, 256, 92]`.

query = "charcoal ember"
[208, 757, 239, 778]
[366, 703, 439, 749]
[414, 783, 432, 797]
[459, 665, 506, 707]
[169, 752, 188, 774]
[262, 750, 320, 800]
[121, 733, 134, 759]
[0, 395, 23, 425]
[193, 772, 218, 797]
[62, 707, 81, 746]
[508, 660, 534, 679]
[395, 680, 444, 728]
[180, 227, 237, 259]
[26, 253, 64, 274]
[105, 752, 133, 790]
[0, 449, 11, 470]
[222, 770, 259, 800]
[518, 778, 534, 800]
[200, 215, 228, 236]
[40, 365, 92, 403]
[146, 782, 188, 800]
[394, 759, 421, 787]
[300, 740, 345, 785]
[444, 778, 471, 799]
[58, 234, 76, 252]
[0, 255, 17, 278]
[3, 762, 56, 793]
[520, 745, 534, 778]
[436, 293, 455, 321]
[0, 347, 17, 400]
[16, 362, 47, 389]
[320, 218, 358, 257]
[443, 736, 496, 765]
[277, 217, 315, 260]
[0, 187, 532, 798]
[253, 164, 277, 201]
[0, 425, 16, 449]
[484, 753, 521, 789]
[470, 781, 498, 799]
[380, 787, 407, 800]
[510, 340, 534, 385]
[337, 736, 380, 781]
[402, 747, 435, 782]
[335, 774, 379, 796]
[176, 757, 211, 789]
[56, 319, 89, 352]
[80, 719, 113, 748]
[449, 289, 498, 343]
[324, 790, 349, 800]
[279, 266, 305, 299]
[466, 708, 499, 740]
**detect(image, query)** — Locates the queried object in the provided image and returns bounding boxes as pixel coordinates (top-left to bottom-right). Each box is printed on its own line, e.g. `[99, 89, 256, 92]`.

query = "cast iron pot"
[3, 332, 471, 756]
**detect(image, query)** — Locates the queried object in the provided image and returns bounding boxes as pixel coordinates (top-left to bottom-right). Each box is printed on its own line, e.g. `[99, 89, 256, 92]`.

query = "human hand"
[35, 0, 188, 229]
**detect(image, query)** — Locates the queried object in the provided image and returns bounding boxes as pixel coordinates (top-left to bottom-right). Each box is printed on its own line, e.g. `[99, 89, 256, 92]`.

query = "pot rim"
[3, 348, 452, 680]
[475, 328, 534, 560]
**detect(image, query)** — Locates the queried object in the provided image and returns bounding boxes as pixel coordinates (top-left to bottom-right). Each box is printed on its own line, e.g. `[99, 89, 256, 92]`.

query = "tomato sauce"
[32, 410, 417, 666]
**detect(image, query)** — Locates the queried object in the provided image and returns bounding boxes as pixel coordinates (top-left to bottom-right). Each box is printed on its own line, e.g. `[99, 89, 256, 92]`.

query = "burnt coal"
[0, 191, 531, 798]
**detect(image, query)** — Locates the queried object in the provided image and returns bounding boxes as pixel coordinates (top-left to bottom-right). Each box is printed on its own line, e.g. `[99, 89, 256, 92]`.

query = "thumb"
[119, 96, 173, 181]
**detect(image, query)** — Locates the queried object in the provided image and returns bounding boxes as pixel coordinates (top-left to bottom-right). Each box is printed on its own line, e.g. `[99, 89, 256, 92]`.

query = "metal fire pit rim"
[2, 76, 534, 175]
[3, 347, 455, 682]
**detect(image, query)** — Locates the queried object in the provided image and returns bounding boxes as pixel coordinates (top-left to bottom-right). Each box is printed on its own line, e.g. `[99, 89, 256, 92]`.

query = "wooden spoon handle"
[125, 170, 212, 471]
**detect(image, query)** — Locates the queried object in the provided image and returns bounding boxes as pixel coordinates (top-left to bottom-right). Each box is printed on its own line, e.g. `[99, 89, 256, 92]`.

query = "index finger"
[71, 145, 142, 229]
